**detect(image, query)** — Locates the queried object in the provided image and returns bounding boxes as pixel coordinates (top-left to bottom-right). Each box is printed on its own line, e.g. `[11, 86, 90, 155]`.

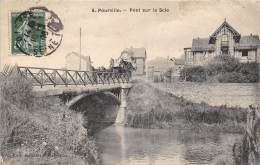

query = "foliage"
[163, 68, 173, 78]
[0, 66, 33, 109]
[180, 56, 259, 83]
[0, 67, 100, 164]
[180, 66, 207, 82]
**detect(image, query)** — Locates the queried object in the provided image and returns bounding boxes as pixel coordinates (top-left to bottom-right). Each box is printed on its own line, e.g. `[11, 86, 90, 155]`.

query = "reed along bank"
[126, 79, 247, 133]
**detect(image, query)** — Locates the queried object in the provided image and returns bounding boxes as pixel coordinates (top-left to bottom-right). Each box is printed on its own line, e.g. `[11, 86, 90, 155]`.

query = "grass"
[0, 66, 100, 165]
[125, 79, 253, 165]
[126, 79, 247, 133]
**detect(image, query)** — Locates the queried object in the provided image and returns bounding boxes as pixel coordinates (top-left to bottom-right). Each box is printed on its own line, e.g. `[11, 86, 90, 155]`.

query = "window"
[221, 34, 229, 48]
[222, 34, 228, 42]
[242, 50, 248, 57]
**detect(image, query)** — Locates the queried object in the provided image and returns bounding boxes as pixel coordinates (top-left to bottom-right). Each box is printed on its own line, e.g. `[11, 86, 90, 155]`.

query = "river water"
[95, 125, 242, 165]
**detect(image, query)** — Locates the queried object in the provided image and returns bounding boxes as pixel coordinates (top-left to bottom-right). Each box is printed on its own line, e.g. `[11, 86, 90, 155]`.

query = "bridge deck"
[33, 83, 132, 97]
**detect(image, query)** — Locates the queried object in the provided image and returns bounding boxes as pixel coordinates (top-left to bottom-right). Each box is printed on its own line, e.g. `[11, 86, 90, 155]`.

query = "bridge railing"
[17, 66, 130, 87]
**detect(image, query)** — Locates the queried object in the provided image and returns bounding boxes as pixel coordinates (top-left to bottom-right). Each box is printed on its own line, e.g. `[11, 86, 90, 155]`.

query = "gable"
[209, 21, 241, 43]
[210, 21, 240, 37]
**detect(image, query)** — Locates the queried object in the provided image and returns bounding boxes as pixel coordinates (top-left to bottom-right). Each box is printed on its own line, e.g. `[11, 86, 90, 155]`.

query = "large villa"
[184, 20, 260, 66]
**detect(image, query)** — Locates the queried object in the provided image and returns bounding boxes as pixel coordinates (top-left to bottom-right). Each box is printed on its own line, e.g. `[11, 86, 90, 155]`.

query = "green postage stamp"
[11, 7, 63, 57]
[11, 11, 46, 55]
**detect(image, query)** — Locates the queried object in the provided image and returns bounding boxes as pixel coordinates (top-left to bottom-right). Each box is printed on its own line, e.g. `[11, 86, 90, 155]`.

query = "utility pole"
[79, 27, 82, 71]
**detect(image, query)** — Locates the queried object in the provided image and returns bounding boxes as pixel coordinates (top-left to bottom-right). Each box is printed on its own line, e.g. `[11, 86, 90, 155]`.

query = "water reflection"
[95, 126, 242, 165]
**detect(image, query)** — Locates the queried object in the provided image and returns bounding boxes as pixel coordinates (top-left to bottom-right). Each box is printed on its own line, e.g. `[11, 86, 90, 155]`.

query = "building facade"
[121, 47, 147, 75]
[132, 48, 147, 75]
[65, 52, 92, 71]
[184, 20, 260, 66]
[146, 57, 176, 81]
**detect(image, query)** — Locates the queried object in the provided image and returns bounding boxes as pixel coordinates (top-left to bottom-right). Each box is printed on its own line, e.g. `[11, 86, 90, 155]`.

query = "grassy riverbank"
[0, 68, 100, 164]
[126, 80, 247, 133]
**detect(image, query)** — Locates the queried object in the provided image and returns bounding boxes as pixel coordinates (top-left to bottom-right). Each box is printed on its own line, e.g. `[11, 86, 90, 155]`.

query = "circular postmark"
[14, 7, 63, 57]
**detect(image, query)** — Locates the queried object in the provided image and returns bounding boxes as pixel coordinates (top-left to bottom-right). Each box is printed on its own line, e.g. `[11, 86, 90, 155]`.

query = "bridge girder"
[66, 91, 121, 109]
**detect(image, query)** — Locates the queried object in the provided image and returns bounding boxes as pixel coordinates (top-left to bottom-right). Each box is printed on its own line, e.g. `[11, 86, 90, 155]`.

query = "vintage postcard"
[0, 0, 260, 165]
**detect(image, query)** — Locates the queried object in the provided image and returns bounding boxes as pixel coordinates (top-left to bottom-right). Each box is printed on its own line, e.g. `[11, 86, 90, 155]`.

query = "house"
[184, 20, 260, 66]
[146, 57, 175, 81]
[132, 47, 147, 75]
[65, 52, 92, 71]
[121, 47, 147, 75]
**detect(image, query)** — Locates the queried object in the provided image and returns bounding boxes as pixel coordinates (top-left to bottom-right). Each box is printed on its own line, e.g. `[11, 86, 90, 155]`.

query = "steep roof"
[235, 35, 260, 50]
[191, 38, 215, 52]
[189, 21, 260, 52]
[210, 20, 240, 38]
[209, 20, 241, 43]
[132, 48, 147, 58]
[191, 35, 260, 52]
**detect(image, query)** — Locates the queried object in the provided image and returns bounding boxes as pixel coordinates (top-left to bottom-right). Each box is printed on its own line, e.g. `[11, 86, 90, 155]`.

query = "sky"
[1, 0, 260, 68]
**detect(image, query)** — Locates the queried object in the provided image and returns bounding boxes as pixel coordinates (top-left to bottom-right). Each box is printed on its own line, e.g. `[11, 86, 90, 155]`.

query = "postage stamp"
[11, 7, 63, 57]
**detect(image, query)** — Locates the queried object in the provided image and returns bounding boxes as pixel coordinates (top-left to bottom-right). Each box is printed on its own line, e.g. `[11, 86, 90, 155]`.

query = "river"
[95, 125, 242, 165]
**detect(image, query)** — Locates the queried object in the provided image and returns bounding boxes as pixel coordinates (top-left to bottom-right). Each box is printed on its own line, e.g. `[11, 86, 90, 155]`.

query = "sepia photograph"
[0, 0, 260, 164]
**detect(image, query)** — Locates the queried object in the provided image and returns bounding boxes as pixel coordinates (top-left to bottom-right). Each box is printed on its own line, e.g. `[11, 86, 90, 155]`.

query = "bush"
[0, 67, 100, 164]
[0, 67, 33, 109]
[180, 66, 207, 82]
[180, 56, 259, 83]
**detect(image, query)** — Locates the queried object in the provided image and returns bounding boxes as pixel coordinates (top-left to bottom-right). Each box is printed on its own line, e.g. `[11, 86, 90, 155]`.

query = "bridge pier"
[115, 86, 130, 124]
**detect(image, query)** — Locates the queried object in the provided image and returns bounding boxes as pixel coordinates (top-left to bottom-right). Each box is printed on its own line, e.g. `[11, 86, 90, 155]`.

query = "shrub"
[0, 66, 101, 164]
[180, 66, 207, 82]
[0, 66, 33, 109]
[180, 56, 259, 83]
